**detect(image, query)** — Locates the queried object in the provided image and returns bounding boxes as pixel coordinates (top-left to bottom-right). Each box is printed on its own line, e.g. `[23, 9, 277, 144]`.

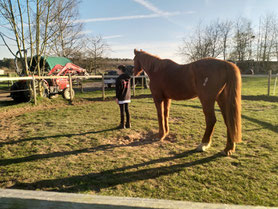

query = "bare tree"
[230, 17, 254, 61]
[218, 20, 233, 60]
[47, 0, 84, 58]
[205, 19, 223, 58]
[179, 22, 212, 62]
[85, 35, 110, 74]
[0, 0, 57, 75]
[179, 20, 228, 62]
[256, 14, 277, 62]
[273, 20, 278, 61]
[0, 0, 83, 76]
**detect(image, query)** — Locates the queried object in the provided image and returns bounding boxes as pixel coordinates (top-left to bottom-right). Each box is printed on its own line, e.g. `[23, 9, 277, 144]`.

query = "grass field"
[0, 77, 277, 206]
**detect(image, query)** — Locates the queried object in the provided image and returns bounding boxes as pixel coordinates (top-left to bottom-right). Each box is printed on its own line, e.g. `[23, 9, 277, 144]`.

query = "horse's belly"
[149, 79, 197, 100]
[164, 88, 197, 100]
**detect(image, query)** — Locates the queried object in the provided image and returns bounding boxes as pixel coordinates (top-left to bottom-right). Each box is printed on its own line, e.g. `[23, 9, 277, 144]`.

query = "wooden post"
[141, 76, 144, 90]
[32, 75, 37, 105]
[132, 76, 135, 97]
[69, 74, 73, 104]
[80, 81, 84, 93]
[268, 70, 272, 96]
[102, 74, 105, 100]
[8, 73, 10, 87]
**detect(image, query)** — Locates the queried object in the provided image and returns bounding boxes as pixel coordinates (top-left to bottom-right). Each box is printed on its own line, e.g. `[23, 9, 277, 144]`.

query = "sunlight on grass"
[0, 77, 277, 206]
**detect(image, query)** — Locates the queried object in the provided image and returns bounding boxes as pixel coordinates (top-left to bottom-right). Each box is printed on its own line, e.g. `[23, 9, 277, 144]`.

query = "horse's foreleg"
[164, 99, 171, 136]
[196, 101, 216, 152]
[154, 100, 166, 141]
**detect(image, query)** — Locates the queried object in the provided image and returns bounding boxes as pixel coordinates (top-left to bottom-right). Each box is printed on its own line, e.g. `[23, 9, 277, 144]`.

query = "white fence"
[0, 73, 277, 104]
[0, 75, 147, 104]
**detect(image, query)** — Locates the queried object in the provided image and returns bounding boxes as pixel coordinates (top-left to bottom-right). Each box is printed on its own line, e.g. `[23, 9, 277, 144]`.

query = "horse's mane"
[139, 50, 161, 60]
[137, 50, 181, 73]
[139, 50, 179, 65]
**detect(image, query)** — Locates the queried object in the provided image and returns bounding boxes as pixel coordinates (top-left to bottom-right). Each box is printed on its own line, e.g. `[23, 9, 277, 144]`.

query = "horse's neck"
[141, 54, 159, 76]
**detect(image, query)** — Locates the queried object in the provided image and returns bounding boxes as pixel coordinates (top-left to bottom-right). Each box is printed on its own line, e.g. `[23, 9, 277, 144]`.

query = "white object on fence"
[273, 74, 278, 95]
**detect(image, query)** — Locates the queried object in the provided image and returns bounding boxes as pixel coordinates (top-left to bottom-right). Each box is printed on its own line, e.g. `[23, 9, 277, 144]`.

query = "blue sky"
[77, 0, 278, 63]
[1, 0, 278, 62]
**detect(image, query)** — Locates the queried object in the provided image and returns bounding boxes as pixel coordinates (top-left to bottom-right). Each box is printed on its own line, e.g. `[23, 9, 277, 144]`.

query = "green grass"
[0, 77, 277, 206]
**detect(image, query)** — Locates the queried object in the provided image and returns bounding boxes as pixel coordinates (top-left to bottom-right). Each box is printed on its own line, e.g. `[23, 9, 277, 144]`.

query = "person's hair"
[118, 65, 126, 73]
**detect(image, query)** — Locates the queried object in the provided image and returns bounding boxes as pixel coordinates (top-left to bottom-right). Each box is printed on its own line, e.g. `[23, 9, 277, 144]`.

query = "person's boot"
[125, 117, 131, 128]
[125, 122, 131, 128]
[118, 117, 125, 129]
[118, 123, 125, 129]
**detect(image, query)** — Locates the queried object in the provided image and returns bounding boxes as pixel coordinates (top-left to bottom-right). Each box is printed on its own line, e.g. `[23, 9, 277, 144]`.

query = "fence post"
[273, 74, 278, 95]
[32, 75, 37, 105]
[268, 70, 272, 96]
[102, 74, 105, 100]
[132, 76, 135, 97]
[69, 74, 73, 104]
[80, 81, 84, 93]
[8, 73, 10, 87]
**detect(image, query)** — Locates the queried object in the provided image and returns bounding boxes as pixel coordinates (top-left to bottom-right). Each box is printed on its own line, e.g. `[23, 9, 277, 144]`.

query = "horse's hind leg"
[217, 92, 235, 155]
[164, 99, 171, 136]
[154, 99, 166, 141]
[196, 100, 216, 152]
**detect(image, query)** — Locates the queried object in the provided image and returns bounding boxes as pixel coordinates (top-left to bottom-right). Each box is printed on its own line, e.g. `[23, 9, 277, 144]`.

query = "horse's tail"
[225, 63, 242, 143]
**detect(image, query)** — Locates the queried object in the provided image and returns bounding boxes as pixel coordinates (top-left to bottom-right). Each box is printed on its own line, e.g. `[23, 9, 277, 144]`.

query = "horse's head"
[133, 49, 143, 76]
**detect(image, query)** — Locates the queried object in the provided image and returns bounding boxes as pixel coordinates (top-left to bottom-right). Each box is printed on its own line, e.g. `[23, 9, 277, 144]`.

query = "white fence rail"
[0, 73, 277, 104]
[0, 75, 148, 104]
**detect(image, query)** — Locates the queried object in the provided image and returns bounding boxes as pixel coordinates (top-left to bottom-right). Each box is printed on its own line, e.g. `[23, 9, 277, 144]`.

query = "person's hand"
[115, 98, 119, 104]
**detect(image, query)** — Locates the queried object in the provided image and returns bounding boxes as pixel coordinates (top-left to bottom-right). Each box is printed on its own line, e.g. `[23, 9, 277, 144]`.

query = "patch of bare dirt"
[0, 103, 66, 119]
[107, 131, 178, 147]
[0, 102, 68, 142]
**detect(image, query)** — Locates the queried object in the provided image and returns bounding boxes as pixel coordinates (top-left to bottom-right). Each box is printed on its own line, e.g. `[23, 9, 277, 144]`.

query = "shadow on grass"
[0, 130, 160, 166]
[1, 198, 153, 209]
[242, 95, 278, 102]
[171, 101, 278, 134]
[0, 128, 119, 147]
[9, 151, 223, 192]
[0, 100, 17, 107]
[242, 115, 278, 134]
[132, 94, 153, 100]
[81, 93, 152, 103]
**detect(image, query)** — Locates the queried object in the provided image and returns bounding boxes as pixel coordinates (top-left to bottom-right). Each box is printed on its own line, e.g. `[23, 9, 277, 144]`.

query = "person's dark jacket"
[116, 73, 131, 101]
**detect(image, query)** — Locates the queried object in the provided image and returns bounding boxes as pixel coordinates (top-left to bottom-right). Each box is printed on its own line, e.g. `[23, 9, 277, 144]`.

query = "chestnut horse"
[133, 49, 242, 155]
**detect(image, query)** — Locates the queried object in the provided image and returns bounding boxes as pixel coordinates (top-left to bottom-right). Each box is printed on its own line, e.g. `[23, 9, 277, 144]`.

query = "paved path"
[0, 189, 277, 209]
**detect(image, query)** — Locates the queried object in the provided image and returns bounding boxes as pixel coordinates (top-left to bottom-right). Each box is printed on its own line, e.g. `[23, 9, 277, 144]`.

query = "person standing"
[115, 65, 131, 129]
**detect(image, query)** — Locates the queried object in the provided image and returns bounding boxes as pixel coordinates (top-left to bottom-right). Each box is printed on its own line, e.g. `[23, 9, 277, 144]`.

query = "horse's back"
[150, 58, 239, 101]
[190, 58, 240, 100]
[190, 58, 236, 72]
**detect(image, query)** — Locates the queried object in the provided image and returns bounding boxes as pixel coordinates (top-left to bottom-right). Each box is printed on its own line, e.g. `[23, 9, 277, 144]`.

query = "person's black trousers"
[119, 103, 130, 127]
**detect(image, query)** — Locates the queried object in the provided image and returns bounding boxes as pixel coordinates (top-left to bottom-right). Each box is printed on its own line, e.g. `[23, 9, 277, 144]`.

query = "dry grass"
[0, 77, 277, 206]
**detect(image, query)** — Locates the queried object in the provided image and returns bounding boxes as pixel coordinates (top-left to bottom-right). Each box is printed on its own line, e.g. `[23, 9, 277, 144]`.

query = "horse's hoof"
[196, 143, 211, 152]
[153, 137, 162, 141]
[221, 149, 234, 156]
[157, 135, 166, 141]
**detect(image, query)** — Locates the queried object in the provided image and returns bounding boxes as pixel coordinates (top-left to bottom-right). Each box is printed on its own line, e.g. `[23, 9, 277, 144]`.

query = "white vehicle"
[104, 70, 117, 88]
